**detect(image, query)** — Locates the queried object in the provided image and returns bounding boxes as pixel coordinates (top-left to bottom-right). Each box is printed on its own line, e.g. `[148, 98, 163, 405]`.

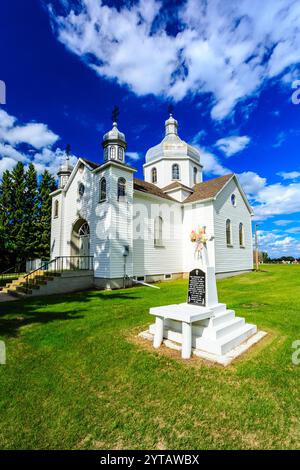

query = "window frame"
[53, 199, 59, 218]
[172, 163, 180, 180]
[154, 215, 164, 247]
[99, 177, 107, 203]
[193, 167, 197, 185]
[117, 177, 126, 201]
[239, 222, 245, 248]
[151, 167, 157, 184]
[78, 183, 85, 197]
[226, 219, 233, 246]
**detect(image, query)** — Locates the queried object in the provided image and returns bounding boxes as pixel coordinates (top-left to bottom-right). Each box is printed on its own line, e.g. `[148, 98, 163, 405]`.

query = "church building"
[50, 114, 253, 289]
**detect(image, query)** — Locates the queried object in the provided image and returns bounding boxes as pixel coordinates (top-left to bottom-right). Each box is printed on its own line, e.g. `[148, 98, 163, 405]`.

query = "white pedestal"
[140, 302, 264, 365]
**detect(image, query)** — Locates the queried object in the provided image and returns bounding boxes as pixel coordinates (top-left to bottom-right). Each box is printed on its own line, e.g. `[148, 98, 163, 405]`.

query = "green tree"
[23, 163, 38, 259]
[36, 170, 57, 259]
[0, 169, 15, 270]
[10, 162, 27, 270]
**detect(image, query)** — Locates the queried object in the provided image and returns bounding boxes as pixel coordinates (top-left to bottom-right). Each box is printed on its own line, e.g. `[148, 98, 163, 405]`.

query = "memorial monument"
[140, 226, 266, 365]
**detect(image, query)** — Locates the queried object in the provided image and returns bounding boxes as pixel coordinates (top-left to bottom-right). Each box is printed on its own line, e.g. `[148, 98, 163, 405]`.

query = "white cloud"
[253, 182, 300, 220]
[126, 152, 141, 161]
[49, 0, 300, 120]
[0, 109, 58, 149]
[286, 227, 300, 234]
[0, 109, 75, 178]
[277, 171, 300, 180]
[237, 171, 266, 196]
[273, 131, 287, 148]
[257, 230, 300, 258]
[274, 219, 294, 226]
[216, 135, 250, 157]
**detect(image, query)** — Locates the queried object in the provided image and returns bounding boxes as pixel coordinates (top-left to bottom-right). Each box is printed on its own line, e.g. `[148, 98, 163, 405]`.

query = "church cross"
[168, 103, 174, 116]
[112, 105, 120, 123]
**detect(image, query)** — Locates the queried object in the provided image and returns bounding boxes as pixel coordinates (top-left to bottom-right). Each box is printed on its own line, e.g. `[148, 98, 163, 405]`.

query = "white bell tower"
[102, 106, 127, 164]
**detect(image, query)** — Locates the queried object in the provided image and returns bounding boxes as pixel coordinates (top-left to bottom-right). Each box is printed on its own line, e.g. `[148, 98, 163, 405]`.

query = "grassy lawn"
[0, 264, 300, 450]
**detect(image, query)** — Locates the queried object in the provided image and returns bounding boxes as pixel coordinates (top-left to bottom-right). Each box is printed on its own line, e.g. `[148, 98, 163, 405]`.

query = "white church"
[50, 113, 254, 289]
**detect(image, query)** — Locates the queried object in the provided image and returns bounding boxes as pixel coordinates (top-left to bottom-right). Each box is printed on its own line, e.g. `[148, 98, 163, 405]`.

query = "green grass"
[0, 264, 300, 450]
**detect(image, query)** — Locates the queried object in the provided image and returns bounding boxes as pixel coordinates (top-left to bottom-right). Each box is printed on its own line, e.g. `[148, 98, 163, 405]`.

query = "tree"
[0, 162, 57, 272]
[36, 170, 57, 260]
[23, 163, 38, 259]
[0, 169, 15, 270]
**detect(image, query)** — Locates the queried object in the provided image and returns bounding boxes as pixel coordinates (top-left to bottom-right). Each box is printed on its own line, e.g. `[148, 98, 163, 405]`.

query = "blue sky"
[1, 0, 300, 257]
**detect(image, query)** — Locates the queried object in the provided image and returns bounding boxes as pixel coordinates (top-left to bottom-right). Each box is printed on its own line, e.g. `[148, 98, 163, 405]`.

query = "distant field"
[0, 264, 300, 449]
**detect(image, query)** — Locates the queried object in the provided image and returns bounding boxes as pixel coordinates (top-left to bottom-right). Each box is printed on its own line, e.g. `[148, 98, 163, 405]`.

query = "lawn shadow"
[0, 288, 142, 338]
[0, 309, 84, 338]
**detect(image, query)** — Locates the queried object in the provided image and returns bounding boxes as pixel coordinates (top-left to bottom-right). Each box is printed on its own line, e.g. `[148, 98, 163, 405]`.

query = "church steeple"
[165, 112, 178, 136]
[102, 106, 127, 164]
[57, 144, 73, 188]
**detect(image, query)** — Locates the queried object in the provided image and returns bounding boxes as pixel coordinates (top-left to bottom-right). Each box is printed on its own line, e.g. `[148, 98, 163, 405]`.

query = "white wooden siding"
[213, 179, 253, 273]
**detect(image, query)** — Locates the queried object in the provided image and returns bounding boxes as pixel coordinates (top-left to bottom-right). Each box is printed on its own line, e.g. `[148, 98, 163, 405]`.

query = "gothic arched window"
[172, 163, 180, 180]
[193, 167, 197, 184]
[239, 222, 245, 247]
[226, 219, 232, 246]
[152, 167, 157, 184]
[99, 177, 106, 202]
[54, 200, 59, 218]
[118, 177, 126, 200]
[110, 146, 116, 160]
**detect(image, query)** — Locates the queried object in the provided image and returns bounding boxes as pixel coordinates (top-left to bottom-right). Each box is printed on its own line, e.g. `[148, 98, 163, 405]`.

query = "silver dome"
[145, 114, 201, 163]
[103, 122, 126, 146]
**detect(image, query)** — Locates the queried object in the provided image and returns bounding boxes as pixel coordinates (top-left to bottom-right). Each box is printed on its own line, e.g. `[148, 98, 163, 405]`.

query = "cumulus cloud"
[0, 109, 58, 149]
[237, 171, 266, 197]
[277, 170, 300, 180]
[0, 109, 76, 177]
[216, 135, 250, 157]
[49, 0, 300, 120]
[257, 230, 300, 257]
[126, 152, 141, 161]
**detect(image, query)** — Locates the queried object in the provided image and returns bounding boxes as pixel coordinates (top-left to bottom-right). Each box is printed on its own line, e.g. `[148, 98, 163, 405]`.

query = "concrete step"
[212, 317, 246, 340]
[195, 323, 257, 355]
[7, 289, 31, 297]
[211, 310, 236, 327]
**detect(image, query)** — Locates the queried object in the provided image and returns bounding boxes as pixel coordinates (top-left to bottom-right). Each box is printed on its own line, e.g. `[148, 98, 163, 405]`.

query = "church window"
[152, 167, 157, 184]
[104, 147, 109, 161]
[239, 223, 245, 247]
[231, 194, 236, 206]
[154, 216, 163, 247]
[226, 219, 232, 246]
[118, 177, 126, 200]
[78, 222, 90, 237]
[193, 167, 197, 184]
[118, 147, 123, 161]
[99, 177, 107, 202]
[78, 183, 85, 197]
[110, 146, 116, 160]
[54, 200, 59, 218]
[172, 163, 180, 180]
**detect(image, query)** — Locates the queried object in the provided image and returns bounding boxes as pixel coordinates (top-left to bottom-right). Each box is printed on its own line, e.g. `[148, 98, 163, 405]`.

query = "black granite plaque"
[187, 269, 206, 306]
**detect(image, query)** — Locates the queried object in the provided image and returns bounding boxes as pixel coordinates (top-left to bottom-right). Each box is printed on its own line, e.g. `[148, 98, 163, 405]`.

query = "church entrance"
[71, 219, 90, 269]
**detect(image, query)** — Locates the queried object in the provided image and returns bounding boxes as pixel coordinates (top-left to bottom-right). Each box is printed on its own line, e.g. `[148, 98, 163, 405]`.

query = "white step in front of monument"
[195, 322, 257, 355]
[146, 302, 260, 362]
